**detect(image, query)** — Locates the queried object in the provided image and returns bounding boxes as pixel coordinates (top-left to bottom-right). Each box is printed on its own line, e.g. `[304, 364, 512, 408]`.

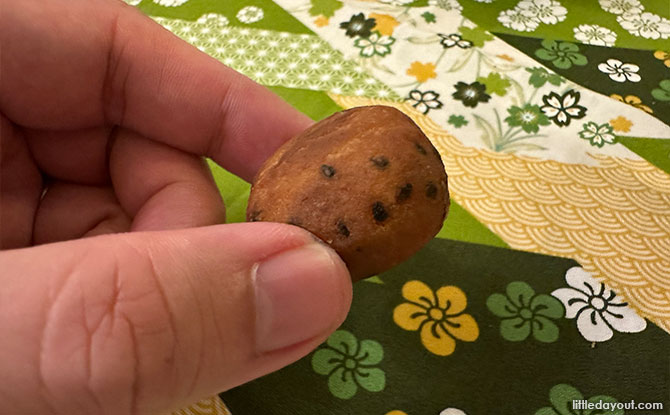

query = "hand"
[0, 1, 352, 414]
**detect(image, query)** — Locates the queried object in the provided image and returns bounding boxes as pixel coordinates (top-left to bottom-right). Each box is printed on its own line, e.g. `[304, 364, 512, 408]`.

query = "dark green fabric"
[495, 33, 670, 126]
[221, 238, 669, 414]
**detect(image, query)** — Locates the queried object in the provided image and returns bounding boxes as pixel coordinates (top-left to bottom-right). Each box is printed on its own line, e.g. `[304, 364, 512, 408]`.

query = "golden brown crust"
[247, 105, 449, 281]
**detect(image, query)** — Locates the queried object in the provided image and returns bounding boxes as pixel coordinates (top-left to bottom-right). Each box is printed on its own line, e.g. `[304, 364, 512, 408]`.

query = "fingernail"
[254, 243, 350, 353]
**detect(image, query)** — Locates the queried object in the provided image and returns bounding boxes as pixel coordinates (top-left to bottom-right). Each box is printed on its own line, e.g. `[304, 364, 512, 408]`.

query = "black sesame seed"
[426, 182, 438, 199]
[321, 164, 336, 178]
[337, 220, 350, 237]
[249, 210, 262, 222]
[415, 142, 427, 155]
[370, 156, 389, 169]
[372, 202, 388, 222]
[396, 183, 413, 202]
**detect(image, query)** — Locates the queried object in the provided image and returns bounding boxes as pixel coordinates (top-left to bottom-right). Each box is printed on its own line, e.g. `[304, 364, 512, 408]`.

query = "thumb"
[0, 222, 352, 415]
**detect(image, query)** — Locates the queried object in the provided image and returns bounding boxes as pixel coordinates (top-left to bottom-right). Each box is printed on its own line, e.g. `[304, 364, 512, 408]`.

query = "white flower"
[236, 6, 264, 24]
[578, 122, 616, 147]
[427, 0, 463, 11]
[440, 409, 467, 415]
[125, 0, 141, 5]
[498, 8, 540, 32]
[517, 0, 567, 25]
[152, 0, 189, 6]
[598, 0, 643, 15]
[573, 24, 617, 46]
[196, 13, 229, 27]
[597, 58, 641, 82]
[354, 32, 395, 57]
[552, 267, 647, 342]
[617, 12, 670, 39]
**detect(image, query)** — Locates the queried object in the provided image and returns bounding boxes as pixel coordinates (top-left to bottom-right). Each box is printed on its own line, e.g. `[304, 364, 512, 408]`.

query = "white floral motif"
[152, 0, 189, 6]
[573, 24, 617, 46]
[440, 409, 467, 415]
[498, 8, 540, 32]
[354, 33, 395, 57]
[517, 0, 567, 25]
[236, 6, 264, 24]
[427, 0, 463, 11]
[598, 0, 643, 15]
[551, 267, 647, 342]
[196, 13, 229, 27]
[597, 58, 641, 83]
[617, 12, 670, 39]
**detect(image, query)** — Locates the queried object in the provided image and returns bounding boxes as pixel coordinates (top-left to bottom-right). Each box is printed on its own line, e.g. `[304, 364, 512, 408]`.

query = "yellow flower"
[406, 61, 437, 83]
[653, 50, 670, 68]
[314, 15, 329, 27]
[496, 54, 514, 62]
[610, 94, 653, 114]
[393, 281, 479, 356]
[385, 411, 408, 415]
[609, 116, 632, 132]
[370, 13, 399, 36]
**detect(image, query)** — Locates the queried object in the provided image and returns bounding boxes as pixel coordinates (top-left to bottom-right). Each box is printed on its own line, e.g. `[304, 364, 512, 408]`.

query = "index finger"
[0, 0, 312, 181]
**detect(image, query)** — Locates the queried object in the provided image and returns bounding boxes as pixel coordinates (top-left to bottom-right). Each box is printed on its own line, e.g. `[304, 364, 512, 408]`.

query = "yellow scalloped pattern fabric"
[170, 396, 230, 415]
[329, 93, 670, 333]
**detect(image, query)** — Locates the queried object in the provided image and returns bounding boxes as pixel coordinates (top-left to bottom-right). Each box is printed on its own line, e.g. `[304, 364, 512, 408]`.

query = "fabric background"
[120, 0, 669, 413]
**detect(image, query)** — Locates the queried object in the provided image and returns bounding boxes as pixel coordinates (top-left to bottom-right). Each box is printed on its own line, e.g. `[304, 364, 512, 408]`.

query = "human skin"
[0, 1, 353, 414]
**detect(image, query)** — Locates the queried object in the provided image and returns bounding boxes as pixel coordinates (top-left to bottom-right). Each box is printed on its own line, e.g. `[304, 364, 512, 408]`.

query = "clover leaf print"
[651, 79, 670, 101]
[311, 330, 385, 399]
[393, 280, 479, 356]
[452, 81, 491, 108]
[578, 122, 616, 147]
[535, 383, 623, 415]
[540, 90, 587, 127]
[448, 114, 468, 128]
[407, 90, 443, 114]
[535, 40, 588, 69]
[597, 58, 641, 83]
[526, 67, 564, 88]
[340, 13, 375, 38]
[551, 267, 647, 342]
[487, 281, 564, 342]
[610, 93, 653, 112]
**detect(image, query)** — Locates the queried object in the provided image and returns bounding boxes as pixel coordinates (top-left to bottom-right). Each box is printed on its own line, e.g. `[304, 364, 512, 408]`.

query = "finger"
[24, 126, 112, 185]
[33, 181, 131, 244]
[0, 115, 43, 248]
[0, 223, 352, 414]
[1, 0, 312, 181]
[109, 128, 225, 231]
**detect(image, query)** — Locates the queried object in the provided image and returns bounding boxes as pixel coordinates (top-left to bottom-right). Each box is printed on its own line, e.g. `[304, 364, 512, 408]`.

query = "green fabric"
[618, 135, 670, 175]
[496, 33, 670, 126]
[459, 0, 670, 51]
[138, 0, 312, 33]
[123, 1, 670, 414]
[221, 238, 668, 414]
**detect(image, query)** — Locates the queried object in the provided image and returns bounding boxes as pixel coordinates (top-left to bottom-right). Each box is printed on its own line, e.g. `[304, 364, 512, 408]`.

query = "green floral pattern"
[311, 330, 386, 399]
[505, 104, 550, 133]
[487, 281, 564, 342]
[535, 384, 623, 415]
[534, 39, 588, 69]
[578, 121, 616, 147]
